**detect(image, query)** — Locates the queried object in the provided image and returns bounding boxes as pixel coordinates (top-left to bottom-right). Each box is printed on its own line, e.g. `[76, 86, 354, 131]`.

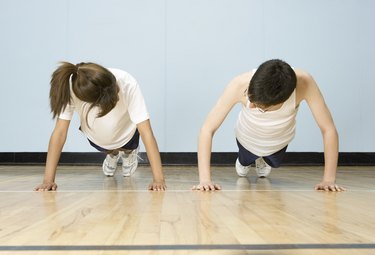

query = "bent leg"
[236, 139, 258, 166]
[263, 146, 288, 168]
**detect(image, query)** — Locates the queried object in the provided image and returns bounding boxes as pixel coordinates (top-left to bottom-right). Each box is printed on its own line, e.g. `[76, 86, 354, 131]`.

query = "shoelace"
[122, 151, 143, 165]
[107, 153, 121, 163]
[256, 159, 267, 172]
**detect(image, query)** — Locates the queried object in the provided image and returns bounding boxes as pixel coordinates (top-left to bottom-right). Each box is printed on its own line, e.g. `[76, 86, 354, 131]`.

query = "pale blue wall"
[0, 0, 374, 152]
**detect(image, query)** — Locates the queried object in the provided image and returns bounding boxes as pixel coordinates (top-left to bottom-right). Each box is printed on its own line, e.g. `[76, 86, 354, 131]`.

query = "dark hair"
[49, 61, 119, 122]
[248, 59, 296, 107]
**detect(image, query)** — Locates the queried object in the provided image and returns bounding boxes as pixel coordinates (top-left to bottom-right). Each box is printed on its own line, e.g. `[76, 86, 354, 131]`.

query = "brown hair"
[248, 59, 296, 108]
[49, 61, 119, 123]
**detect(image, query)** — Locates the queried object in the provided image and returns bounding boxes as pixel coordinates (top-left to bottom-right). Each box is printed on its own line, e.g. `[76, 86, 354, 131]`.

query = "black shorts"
[236, 139, 287, 168]
[87, 129, 140, 152]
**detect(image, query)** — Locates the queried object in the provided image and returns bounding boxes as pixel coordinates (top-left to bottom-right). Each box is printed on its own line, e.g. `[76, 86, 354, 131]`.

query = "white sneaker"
[102, 152, 121, 177]
[121, 147, 139, 177]
[255, 157, 272, 177]
[235, 158, 251, 177]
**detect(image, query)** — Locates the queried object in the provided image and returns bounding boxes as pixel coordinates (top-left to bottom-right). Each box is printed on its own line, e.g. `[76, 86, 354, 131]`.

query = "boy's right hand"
[192, 182, 221, 191]
[34, 182, 58, 191]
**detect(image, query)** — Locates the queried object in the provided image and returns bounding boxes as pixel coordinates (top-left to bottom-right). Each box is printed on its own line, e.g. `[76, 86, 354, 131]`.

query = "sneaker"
[255, 157, 272, 177]
[121, 147, 139, 177]
[235, 158, 251, 177]
[102, 152, 121, 177]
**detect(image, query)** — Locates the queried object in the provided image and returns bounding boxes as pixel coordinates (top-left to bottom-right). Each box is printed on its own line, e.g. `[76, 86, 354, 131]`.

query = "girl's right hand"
[34, 182, 58, 191]
[148, 181, 167, 191]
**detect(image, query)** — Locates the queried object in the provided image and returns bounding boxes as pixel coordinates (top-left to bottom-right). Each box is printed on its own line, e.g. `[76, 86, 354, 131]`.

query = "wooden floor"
[0, 164, 374, 255]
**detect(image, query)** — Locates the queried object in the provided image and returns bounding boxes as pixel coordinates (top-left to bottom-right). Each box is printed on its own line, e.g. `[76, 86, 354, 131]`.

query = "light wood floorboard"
[0, 165, 374, 255]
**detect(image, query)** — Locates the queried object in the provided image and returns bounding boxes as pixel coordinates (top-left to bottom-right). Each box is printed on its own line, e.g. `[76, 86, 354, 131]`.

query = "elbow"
[51, 129, 68, 146]
[199, 124, 216, 138]
[322, 125, 338, 141]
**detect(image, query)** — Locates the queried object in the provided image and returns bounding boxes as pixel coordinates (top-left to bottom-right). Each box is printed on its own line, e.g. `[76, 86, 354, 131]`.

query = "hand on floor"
[148, 181, 167, 191]
[192, 182, 221, 191]
[315, 181, 346, 192]
[34, 182, 58, 191]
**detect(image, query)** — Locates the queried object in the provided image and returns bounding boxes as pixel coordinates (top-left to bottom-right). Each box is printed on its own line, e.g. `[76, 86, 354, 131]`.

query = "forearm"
[197, 128, 213, 183]
[322, 128, 339, 182]
[143, 134, 164, 182]
[44, 132, 66, 183]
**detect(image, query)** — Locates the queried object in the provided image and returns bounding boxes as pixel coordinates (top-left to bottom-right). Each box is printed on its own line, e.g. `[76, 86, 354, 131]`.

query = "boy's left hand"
[148, 181, 166, 191]
[315, 181, 346, 192]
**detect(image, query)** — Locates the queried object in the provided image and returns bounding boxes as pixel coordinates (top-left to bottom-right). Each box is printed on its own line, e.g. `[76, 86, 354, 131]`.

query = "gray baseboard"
[0, 152, 374, 166]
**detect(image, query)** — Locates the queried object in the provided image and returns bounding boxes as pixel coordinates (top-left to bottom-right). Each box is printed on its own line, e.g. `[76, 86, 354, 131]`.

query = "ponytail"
[49, 61, 119, 126]
[49, 62, 77, 119]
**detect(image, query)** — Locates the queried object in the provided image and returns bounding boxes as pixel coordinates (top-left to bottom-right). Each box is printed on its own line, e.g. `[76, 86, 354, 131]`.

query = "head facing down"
[49, 62, 119, 120]
[248, 59, 296, 109]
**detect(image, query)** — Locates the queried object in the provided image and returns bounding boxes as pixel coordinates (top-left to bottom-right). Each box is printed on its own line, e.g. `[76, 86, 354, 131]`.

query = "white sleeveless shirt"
[235, 87, 299, 157]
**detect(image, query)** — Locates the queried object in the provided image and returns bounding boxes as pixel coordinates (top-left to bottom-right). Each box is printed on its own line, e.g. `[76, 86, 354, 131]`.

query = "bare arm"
[137, 119, 166, 191]
[297, 70, 344, 191]
[34, 118, 70, 191]
[193, 74, 250, 191]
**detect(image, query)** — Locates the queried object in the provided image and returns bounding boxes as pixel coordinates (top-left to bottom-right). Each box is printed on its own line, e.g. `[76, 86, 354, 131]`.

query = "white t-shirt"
[59, 68, 149, 150]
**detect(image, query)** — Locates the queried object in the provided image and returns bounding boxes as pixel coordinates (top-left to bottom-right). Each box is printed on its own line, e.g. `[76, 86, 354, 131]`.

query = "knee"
[263, 158, 281, 168]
